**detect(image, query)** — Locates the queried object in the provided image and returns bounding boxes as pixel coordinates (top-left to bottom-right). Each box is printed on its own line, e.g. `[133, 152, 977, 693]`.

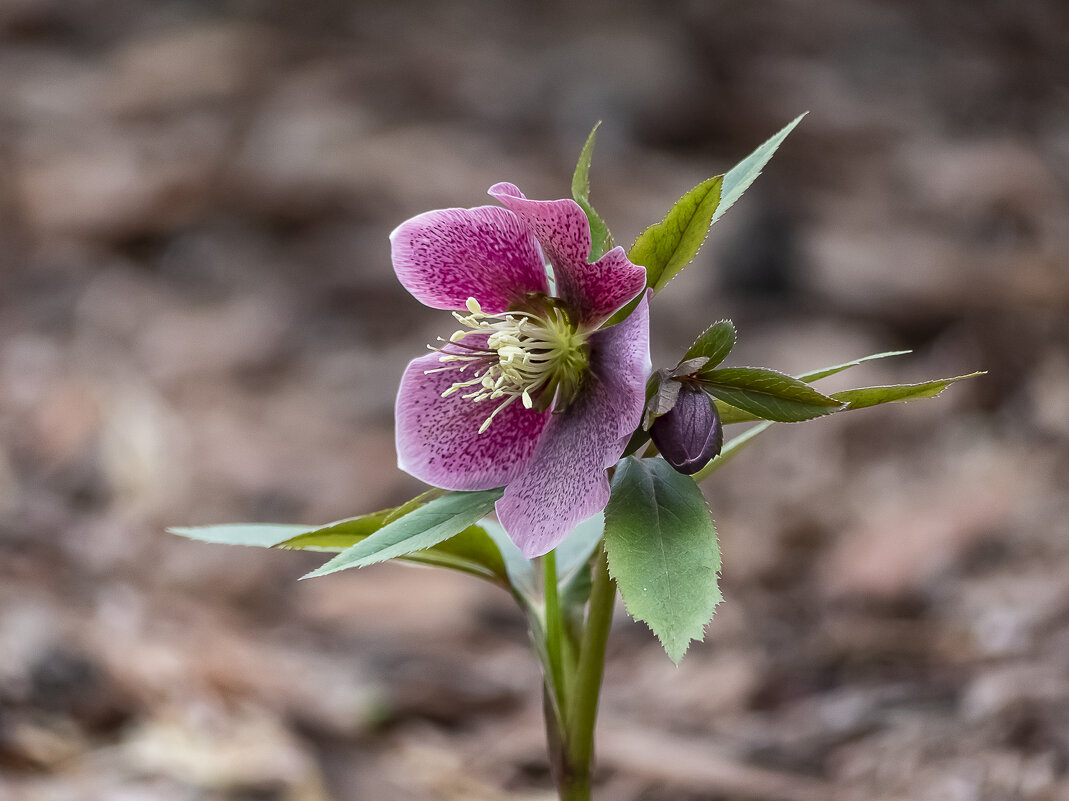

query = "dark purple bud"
[650, 384, 723, 475]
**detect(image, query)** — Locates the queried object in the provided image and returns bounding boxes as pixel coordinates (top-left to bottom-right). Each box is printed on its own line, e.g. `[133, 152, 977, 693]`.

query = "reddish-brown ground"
[1, 2, 1067, 799]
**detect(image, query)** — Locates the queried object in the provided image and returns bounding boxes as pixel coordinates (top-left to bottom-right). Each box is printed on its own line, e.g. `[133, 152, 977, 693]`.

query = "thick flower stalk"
[391, 182, 650, 557]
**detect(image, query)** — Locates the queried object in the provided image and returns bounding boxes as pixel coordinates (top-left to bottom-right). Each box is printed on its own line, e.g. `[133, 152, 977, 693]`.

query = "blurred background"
[1, 1, 1067, 799]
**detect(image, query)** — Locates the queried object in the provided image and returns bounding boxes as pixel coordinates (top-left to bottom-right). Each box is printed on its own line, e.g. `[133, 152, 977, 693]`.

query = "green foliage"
[168, 523, 310, 548]
[170, 490, 510, 584]
[701, 367, 843, 423]
[710, 113, 806, 228]
[796, 350, 911, 382]
[832, 373, 985, 409]
[604, 457, 721, 663]
[556, 512, 606, 585]
[276, 511, 396, 552]
[692, 420, 776, 481]
[628, 175, 724, 294]
[683, 320, 736, 370]
[708, 355, 981, 425]
[572, 122, 613, 262]
[691, 360, 984, 482]
[304, 489, 503, 578]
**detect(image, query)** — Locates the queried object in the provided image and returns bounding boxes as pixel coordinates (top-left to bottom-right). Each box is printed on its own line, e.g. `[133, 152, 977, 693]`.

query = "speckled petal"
[489, 182, 646, 327]
[396, 347, 550, 491]
[496, 292, 651, 556]
[390, 205, 549, 314]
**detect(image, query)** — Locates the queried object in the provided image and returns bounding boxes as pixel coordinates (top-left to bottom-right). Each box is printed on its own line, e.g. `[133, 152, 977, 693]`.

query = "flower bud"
[649, 384, 723, 475]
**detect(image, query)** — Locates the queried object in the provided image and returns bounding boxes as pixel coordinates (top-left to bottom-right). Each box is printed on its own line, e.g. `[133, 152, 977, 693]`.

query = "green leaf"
[682, 320, 736, 370]
[478, 517, 537, 599]
[276, 511, 393, 552]
[604, 457, 721, 663]
[173, 492, 510, 584]
[711, 350, 915, 425]
[710, 113, 806, 228]
[169, 524, 310, 548]
[796, 350, 911, 382]
[412, 524, 509, 582]
[303, 489, 503, 578]
[832, 372, 985, 409]
[628, 175, 724, 293]
[572, 122, 613, 262]
[276, 488, 445, 552]
[550, 513, 606, 650]
[556, 512, 605, 586]
[701, 367, 843, 422]
[692, 420, 776, 482]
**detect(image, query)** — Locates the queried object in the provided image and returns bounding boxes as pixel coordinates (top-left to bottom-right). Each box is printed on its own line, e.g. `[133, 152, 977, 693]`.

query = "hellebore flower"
[649, 383, 723, 475]
[391, 182, 650, 557]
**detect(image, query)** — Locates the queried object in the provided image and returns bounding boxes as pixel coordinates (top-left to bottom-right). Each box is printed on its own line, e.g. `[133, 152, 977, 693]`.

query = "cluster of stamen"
[426, 297, 588, 433]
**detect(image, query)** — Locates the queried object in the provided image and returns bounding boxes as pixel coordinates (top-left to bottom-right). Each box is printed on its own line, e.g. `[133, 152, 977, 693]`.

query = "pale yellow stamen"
[425, 296, 588, 433]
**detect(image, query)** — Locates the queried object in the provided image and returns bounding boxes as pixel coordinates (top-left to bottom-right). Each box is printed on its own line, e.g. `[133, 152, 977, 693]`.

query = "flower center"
[427, 297, 589, 433]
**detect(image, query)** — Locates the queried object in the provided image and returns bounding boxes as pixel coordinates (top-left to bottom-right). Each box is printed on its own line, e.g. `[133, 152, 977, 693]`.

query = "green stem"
[559, 545, 616, 800]
[543, 550, 568, 720]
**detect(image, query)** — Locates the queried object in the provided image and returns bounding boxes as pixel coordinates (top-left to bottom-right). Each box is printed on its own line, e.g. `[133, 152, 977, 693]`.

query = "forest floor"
[1, 1, 1068, 799]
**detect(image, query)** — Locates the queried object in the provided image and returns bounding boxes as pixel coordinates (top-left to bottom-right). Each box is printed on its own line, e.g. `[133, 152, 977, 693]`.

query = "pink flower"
[391, 182, 650, 557]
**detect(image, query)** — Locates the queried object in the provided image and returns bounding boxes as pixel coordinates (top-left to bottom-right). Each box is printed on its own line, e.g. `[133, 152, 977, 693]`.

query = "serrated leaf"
[629, 175, 723, 293]
[711, 350, 917, 425]
[710, 113, 806, 227]
[604, 456, 721, 663]
[682, 320, 736, 369]
[572, 122, 613, 262]
[304, 488, 503, 578]
[701, 367, 843, 422]
[832, 372, 984, 409]
[168, 524, 310, 547]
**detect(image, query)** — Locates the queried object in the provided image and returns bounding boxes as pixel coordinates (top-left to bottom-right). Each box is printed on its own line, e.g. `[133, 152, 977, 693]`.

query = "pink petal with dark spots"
[488, 183, 646, 327]
[571, 245, 648, 329]
[395, 348, 550, 491]
[496, 292, 651, 557]
[390, 205, 548, 314]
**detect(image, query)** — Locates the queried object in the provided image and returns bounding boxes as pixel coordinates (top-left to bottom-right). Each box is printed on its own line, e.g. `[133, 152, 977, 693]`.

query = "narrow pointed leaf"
[713, 400, 761, 425]
[604, 456, 721, 663]
[276, 511, 394, 551]
[173, 493, 510, 584]
[682, 320, 736, 369]
[168, 524, 310, 548]
[555, 511, 605, 586]
[479, 517, 538, 599]
[572, 122, 613, 261]
[701, 367, 843, 422]
[832, 372, 985, 409]
[797, 350, 911, 382]
[303, 488, 503, 578]
[710, 113, 806, 227]
[712, 350, 917, 425]
[692, 420, 776, 482]
[629, 175, 723, 293]
[407, 524, 509, 581]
